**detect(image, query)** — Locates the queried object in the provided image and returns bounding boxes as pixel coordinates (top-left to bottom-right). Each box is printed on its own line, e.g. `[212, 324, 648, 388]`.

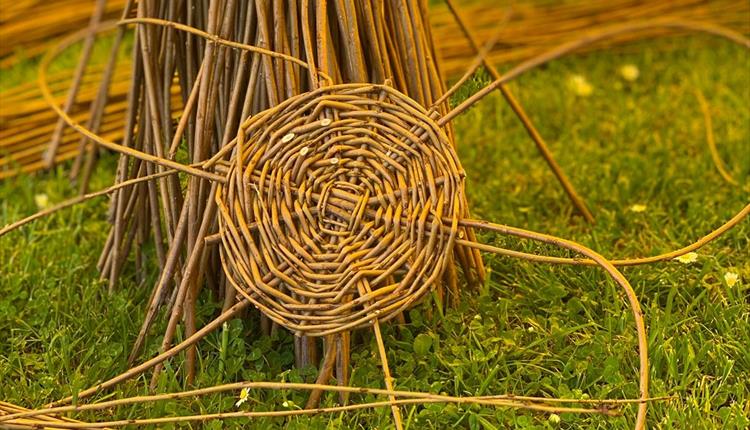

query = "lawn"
[1, 35, 749, 429]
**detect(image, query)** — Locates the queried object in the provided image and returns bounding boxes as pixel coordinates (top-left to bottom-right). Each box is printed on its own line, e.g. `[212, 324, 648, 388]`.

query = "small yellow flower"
[235, 387, 250, 407]
[724, 272, 739, 287]
[674, 252, 698, 264]
[568, 75, 593, 97]
[549, 413, 561, 424]
[620, 64, 640, 82]
[629, 204, 647, 213]
[34, 193, 50, 210]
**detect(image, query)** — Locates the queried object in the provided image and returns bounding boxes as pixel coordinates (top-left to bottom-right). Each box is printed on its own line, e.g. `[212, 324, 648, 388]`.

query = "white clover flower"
[568, 75, 593, 97]
[724, 272, 739, 287]
[620, 64, 640, 82]
[674, 252, 698, 264]
[235, 387, 250, 407]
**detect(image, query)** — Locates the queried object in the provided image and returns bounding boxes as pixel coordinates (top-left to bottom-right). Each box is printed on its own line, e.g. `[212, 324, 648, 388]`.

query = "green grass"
[1, 36, 749, 429]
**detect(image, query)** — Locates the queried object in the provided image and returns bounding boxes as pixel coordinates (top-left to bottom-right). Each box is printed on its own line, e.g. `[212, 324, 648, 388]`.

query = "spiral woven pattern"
[217, 84, 466, 336]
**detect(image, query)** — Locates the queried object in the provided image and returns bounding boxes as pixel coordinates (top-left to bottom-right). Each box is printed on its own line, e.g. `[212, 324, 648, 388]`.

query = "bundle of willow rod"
[2, 0, 747, 70]
[80, 0, 487, 410]
[0, 64, 181, 180]
[0, 0, 128, 69]
[434, 0, 750, 76]
[2, 0, 748, 179]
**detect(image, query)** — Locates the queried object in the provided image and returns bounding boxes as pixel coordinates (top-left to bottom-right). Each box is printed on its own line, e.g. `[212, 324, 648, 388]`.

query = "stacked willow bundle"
[434, 0, 750, 76]
[0, 0, 127, 69]
[3, 0, 748, 70]
[0, 65, 147, 179]
[2, 0, 749, 178]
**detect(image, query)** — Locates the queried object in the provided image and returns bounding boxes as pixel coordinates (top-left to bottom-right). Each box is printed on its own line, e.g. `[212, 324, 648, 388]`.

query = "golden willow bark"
[94, 0, 484, 398]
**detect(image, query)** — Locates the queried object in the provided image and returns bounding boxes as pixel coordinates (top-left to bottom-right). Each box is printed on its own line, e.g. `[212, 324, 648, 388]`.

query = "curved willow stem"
[46, 300, 251, 408]
[39, 21, 225, 183]
[11, 381, 672, 425]
[443, 19, 750, 124]
[694, 89, 740, 186]
[462, 218, 650, 430]
[0, 170, 176, 237]
[2, 398, 609, 429]
[457, 203, 749, 267]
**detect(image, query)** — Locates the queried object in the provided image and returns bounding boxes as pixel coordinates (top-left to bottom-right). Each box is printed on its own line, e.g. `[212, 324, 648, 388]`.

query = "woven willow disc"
[217, 84, 466, 336]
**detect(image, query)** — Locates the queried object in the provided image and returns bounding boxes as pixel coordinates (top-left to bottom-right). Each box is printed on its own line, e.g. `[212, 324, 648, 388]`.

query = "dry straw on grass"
[1, 1, 749, 429]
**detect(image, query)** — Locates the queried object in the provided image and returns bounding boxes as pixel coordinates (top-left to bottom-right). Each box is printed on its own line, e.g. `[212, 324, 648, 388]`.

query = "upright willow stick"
[70, 0, 137, 193]
[444, 0, 595, 223]
[43, 0, 107, 168]
[372, 318, 404, 430]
